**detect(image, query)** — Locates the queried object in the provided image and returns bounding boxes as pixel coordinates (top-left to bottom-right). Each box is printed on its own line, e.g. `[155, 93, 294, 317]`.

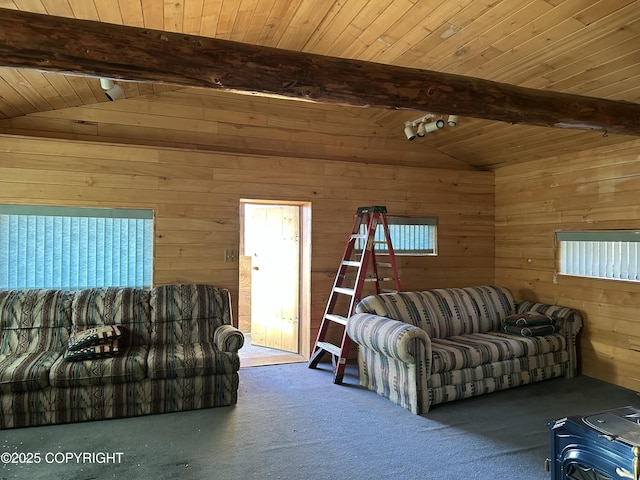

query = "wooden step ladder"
[308, 205, 402, 384]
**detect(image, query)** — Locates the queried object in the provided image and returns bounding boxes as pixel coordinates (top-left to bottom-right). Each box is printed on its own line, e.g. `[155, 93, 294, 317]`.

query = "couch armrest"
[347, 313, 431, 366]
[214, 324, 245, 353]
[516, 301, 583, 378]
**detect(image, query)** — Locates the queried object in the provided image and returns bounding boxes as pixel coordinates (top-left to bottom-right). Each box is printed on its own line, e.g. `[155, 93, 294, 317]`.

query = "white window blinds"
[0, 205, 153, 290]
[357, 216, 437, 255]
[557, 231, 640, 282]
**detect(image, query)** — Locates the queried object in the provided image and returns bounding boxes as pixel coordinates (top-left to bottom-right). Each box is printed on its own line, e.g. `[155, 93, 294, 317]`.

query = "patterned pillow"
[68, 325, 122, 351]
[503, 325, 556, 337]
[63, 340, 120, 362]
[503, 312, 554, 327]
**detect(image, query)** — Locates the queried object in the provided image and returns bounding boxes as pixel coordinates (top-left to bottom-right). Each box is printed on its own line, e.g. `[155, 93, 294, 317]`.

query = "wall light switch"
[224, 249, 238, 262]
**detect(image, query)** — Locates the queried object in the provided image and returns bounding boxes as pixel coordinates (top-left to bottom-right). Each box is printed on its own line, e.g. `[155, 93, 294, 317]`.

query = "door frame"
[239, 199, 311, 359]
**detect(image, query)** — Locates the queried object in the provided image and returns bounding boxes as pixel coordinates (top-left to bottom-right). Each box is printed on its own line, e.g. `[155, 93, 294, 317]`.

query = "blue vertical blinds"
[357, 216, 437, 255]
[557, 231, 640, 282]
[0, 205, 153, 290]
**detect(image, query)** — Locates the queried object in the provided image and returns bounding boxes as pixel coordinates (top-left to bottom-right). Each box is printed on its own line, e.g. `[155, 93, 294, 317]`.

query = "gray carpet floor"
[2, 363, 639, 480]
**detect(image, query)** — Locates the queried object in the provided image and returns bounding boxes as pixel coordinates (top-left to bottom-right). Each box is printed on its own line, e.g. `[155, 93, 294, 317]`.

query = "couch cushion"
[462, 286, 515, 333]
[0, 289, 72, 353]
[356, 286, 515, 339]
[429, 351, 569, 388]
[431, 332, 566, 373]
[0, 351, 61, 392]
[146, 343, 240, 379]
[354, 291, 443, 338]
[72, 288, 150, 346]
[149, 284, 231, 344]
[49, 345, 148, 387]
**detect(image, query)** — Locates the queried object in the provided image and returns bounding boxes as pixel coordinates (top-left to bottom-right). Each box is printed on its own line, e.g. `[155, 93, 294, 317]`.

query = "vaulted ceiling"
[1, 0, 639, 171]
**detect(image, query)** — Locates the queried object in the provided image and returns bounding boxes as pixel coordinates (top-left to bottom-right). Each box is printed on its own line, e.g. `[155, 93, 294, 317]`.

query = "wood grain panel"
[0, 88, 470, 169]
[0, 134, 494, 356]
[1, 0, 639, 171]
[495, 138, 640, 393]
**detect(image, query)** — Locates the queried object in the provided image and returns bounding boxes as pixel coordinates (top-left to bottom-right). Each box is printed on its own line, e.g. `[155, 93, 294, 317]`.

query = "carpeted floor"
[2, 363, 639, 480]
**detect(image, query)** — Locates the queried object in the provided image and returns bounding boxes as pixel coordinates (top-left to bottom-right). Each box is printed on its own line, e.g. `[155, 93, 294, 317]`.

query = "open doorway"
[238, 200, 310, 367]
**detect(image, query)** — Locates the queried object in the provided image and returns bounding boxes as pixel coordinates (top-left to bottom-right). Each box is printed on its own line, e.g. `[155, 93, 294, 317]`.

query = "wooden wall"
[0, 134, 495, 356]
[495, 138, 640, 393]
[0, 88, 468, 171]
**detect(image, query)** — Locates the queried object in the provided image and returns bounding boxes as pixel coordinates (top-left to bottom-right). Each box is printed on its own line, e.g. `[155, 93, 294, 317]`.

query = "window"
[557, 231, 640, 282]
[0, 205, 153, 290]
[357, 216, 437, 255]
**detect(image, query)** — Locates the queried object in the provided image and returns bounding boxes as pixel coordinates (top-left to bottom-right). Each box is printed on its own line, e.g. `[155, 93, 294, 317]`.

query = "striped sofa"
[0, 284, 244, 429]
[346, 286, 582, 415]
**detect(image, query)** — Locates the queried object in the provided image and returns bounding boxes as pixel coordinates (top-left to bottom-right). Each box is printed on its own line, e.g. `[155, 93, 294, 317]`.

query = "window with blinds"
[0, 205, 153, 290]
[356, 216, 437, 255]
[557, 231, 640, 282]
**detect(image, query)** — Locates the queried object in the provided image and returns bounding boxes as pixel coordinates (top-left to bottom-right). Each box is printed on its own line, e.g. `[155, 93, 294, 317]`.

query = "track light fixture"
[99, 78, 124, 101]
[404, 121, 416, 140]
[402, 113, 458, 140]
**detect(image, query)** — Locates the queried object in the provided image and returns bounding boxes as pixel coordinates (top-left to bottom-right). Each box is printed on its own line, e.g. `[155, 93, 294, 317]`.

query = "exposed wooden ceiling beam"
[1, 8, 639, 137]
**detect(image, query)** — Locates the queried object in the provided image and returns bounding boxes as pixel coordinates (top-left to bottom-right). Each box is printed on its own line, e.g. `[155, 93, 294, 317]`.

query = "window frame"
[556, 230, 640, 283]
[356, 215, 438, 256]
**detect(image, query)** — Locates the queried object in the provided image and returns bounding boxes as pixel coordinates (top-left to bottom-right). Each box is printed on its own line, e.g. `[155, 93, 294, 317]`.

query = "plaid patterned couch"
[0, 284, 244, 428]
[346, 286, 582, 415]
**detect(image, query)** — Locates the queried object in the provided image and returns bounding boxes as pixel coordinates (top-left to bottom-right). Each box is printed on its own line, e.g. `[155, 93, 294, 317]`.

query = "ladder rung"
[316, 341, 341, 357]
[377, 262, 392, 268]
[351, 234, 367, 240]
[342, 260, 361, 267]
[325, 313, 348, 325]
[380, 288, 399, 293]
[333, 286, 355, 296]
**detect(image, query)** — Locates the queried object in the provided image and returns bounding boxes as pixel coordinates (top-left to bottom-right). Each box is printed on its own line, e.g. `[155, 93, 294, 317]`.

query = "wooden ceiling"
[1, 0, 639, 171]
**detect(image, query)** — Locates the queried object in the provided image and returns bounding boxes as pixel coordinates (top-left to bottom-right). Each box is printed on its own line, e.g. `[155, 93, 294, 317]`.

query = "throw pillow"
[68, 325, 122, 351]
[503, 325, 556, 337]
[63, 340, 120, 362]
[503, 312, 554, 327]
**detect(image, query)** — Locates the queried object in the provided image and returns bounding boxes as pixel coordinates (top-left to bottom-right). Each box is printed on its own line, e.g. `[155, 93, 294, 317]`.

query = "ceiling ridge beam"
[0, 8, 639, 136]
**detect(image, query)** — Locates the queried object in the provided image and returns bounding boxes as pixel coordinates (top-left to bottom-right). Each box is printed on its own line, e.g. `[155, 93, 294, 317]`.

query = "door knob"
[253, 266, 259, 271]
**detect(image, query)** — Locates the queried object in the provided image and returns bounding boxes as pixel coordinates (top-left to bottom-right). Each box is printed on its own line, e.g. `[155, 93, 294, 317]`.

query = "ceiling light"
[402, 113, 459, 140]
[404, 122, 416, 140]
[423, 119, 445, 133]
[99, 78, 124, 101]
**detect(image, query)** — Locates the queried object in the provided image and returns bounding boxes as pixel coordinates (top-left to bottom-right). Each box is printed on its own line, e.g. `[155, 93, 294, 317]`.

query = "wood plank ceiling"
[0, 0, 639, 171]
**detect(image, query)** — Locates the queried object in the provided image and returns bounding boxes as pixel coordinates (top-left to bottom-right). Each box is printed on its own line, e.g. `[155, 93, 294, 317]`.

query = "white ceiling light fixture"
[404, 121, 416, 140]
[424, 119, 445, 133]
[402, 114, 456, 140]
[99, 78, 124, 101]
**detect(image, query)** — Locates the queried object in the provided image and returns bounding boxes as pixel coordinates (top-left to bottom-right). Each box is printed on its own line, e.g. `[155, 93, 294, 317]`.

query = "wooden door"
[244, 204, 299, 353]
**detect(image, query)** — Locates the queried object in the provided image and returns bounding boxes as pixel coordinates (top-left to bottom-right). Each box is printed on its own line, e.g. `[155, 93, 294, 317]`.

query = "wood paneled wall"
[0, 88, 468, 170]
[495, 139, 640, 393]
[0, 134, 494, 356]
